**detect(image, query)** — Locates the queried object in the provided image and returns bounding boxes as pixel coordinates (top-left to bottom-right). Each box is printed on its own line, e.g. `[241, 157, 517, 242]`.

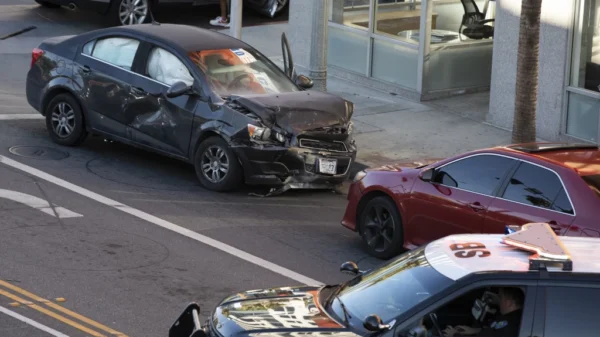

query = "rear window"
[581, 174, 600, 198]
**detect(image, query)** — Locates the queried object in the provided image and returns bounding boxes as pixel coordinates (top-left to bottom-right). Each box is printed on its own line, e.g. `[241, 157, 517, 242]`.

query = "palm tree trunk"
[512, 0, 543, 143]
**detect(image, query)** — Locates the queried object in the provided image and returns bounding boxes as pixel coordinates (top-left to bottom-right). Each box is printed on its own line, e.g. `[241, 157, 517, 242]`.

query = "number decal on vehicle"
[450, 242, 491, 258]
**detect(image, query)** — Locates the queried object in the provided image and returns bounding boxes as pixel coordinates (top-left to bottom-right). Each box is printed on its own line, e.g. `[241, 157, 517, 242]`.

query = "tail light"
[31, 48, 44, 68]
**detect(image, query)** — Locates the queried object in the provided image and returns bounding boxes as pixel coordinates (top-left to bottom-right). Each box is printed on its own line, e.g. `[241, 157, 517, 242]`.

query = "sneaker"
[210, 16, 230, 27]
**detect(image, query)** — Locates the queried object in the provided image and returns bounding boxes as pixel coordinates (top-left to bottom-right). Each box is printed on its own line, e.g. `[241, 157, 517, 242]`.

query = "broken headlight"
[247, 124, 285, 144]
[353, 170, 367, 182]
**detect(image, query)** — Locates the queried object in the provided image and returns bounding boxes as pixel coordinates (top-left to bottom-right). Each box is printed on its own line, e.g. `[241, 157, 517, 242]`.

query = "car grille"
[299, 139, 348, 152]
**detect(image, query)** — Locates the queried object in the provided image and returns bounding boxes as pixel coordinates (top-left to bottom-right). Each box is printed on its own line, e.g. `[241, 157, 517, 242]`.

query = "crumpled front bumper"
[233, 142, 357, 188]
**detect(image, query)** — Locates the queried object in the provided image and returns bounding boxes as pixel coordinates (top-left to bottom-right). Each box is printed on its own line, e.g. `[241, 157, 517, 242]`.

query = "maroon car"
[342, 143, 600, 259]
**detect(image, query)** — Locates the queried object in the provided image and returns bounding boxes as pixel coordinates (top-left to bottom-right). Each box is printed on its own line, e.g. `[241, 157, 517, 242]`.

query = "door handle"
[81, 65, 91, 74]
[131, 86, 146, 95]
[468, 202, 485, 212]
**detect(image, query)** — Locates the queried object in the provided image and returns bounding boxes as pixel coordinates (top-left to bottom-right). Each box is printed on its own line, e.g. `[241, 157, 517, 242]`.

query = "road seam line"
[0, 305, 70, 337]
[0, 155, 324, 286]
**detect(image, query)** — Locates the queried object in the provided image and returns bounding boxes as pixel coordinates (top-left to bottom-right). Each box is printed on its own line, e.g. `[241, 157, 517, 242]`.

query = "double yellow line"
[0, 279, 128, 337]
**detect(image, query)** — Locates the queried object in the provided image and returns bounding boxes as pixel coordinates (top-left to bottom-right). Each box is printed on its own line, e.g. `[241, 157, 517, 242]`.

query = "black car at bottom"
[169, 223, 600, 337]
[26, 23, 356, 192]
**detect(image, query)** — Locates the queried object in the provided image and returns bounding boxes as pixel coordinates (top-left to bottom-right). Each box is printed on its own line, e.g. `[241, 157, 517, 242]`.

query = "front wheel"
[35, 0, 61, 8]
[110, 0, 152, 26]
[358, 196, 404, 259]
[194, 137, 243, 192]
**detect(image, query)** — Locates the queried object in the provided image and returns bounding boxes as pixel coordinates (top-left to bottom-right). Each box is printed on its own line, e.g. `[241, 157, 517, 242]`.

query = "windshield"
[188, 48, 299, 96]
[582, 174, 600, 198]
[330, 247, 452, 324]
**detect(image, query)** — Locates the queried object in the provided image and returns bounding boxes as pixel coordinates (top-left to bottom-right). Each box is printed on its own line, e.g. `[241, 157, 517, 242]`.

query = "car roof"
[424, 225, 600, 281]
[105, 23, 250, 52]
[496, 142, 600, 176]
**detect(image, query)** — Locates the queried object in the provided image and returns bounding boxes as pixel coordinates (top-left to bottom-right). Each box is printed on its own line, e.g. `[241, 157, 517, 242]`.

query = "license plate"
[317, 158, 337, 175]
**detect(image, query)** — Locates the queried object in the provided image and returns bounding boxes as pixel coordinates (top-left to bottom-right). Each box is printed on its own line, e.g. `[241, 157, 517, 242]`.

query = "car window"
[188, 48, 299, 96]
[502, 162, 570, 212]
[147, 47, 194, 87]
[432, 155, 516, 195]
[91, 37, 140, 70]
[83, 40, 95, 55]
[581, 174, 600, 199]
[544, 286, 600, 337]
[551, 187, 574, 214]
[331, 247, 453, 324]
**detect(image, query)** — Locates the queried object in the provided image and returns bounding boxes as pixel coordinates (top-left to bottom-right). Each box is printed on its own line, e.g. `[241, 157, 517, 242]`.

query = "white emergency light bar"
[501, 222, 573, 271]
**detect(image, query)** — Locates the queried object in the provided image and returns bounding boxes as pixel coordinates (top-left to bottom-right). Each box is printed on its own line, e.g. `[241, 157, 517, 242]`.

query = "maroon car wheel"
[359, 196, 404, 259]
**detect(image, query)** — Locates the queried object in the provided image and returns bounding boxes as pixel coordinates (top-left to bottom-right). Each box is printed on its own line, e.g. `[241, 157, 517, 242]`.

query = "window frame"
[431, 153, 520, 197]
[86, 36, 142, 70]
[392, 276, 538, 337]
[496, 161, 577, 216]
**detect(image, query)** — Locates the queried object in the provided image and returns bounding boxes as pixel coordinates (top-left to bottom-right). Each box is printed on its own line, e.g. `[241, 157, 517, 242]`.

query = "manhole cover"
[9, 146, 69, 160]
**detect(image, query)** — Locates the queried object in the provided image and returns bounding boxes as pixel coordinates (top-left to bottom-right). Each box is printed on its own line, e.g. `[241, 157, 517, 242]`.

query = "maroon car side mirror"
[420, 168, 434, 182]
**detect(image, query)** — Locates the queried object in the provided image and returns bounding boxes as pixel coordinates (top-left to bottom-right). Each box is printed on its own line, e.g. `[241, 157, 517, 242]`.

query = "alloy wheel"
[119, 0, 148, 25]
[50, 102, 75, 139]
[201, 146, 230, 184]
[363, 204, 395, 253]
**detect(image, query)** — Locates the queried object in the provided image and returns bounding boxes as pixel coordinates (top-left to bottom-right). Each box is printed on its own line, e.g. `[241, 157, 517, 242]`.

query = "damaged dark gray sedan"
[26, 23, 357, 192]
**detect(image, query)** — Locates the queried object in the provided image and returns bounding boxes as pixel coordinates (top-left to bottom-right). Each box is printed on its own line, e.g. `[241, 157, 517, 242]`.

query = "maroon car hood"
[369, 158, 443, 172]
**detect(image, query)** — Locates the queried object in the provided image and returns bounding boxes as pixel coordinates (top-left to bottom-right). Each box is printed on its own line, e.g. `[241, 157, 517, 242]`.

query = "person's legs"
[210, 0, 230, 27]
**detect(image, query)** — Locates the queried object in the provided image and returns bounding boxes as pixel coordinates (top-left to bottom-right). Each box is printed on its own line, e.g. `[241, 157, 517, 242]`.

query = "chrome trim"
[299, 139, 349, 153]
[432, 152, 577, 217]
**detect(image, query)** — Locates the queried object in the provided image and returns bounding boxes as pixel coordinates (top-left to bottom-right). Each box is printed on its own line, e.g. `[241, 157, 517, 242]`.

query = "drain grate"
[9, 146, 69, 160]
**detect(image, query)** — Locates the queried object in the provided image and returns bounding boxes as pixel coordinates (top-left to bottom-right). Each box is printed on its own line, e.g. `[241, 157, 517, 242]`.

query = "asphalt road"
[0, 2, 382, 337]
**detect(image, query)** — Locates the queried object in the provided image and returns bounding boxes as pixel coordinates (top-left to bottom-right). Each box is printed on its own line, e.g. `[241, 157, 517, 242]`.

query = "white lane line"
[0, 189, 83, 218]
[0, 114, 44, 120]
[0, 155, 324, 286]
[0, 305, 70, 337]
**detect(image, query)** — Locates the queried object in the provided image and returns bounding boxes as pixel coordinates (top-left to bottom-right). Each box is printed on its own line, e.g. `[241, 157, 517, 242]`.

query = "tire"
[194, 136, 243, 192]
[35, 0, 61, 8]
[44, 93, 88, 147]
[109, 0, 152, 26]
[358, 196, 404, 260]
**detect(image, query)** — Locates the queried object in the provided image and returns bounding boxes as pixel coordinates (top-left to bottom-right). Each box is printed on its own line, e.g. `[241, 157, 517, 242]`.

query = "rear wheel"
[358, 196, 404, 259]
[194, 137, 243, 192]
[44, 93, 88, 147]
[110, 0, 152, 26]
[35, 0, 61, 8]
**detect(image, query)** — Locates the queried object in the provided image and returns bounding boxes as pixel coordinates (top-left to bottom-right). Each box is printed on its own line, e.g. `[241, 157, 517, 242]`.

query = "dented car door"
[128, 43, 200, 158]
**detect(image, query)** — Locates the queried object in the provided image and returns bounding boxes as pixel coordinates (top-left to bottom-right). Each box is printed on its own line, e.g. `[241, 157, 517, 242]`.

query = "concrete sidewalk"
[222, 23, 516, 168]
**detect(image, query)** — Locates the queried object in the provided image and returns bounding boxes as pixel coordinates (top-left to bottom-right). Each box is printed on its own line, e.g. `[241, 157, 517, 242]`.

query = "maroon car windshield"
[581, 174, 600, 198]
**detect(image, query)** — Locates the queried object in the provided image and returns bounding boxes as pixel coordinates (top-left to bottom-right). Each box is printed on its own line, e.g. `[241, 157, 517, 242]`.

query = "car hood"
[210, 286, 358, 337]
[229, 91, 353, 136]
[369, 158, 443, 172]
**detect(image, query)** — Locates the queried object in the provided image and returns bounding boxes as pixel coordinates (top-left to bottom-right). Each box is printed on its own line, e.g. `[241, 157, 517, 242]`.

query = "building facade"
[288, 0, 600, 145]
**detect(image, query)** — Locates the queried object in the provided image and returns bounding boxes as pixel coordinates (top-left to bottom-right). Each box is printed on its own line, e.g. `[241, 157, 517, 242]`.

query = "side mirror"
[168, 303, 205, 337]
[340, 261, 361, 276]
[363, 314, 392, 332]
[295, 74, 313, 89]
[166, 81, 192, 98]
[419, 168, 434, 182]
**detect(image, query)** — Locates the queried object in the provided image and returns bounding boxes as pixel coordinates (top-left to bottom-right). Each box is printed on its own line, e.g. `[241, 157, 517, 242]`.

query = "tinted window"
[552, 188, 574, 214]
[581, 174, 600, 199]
[433, 155, 516, 195]
[544, 287, 600, 337]
[147, 47, 194, 87]
[91, 37, 139, 70]
[502, 163, 568, 211]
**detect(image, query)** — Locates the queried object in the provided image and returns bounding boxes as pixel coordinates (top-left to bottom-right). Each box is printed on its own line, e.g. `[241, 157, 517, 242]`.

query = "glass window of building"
[567, 0, 600, 142]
